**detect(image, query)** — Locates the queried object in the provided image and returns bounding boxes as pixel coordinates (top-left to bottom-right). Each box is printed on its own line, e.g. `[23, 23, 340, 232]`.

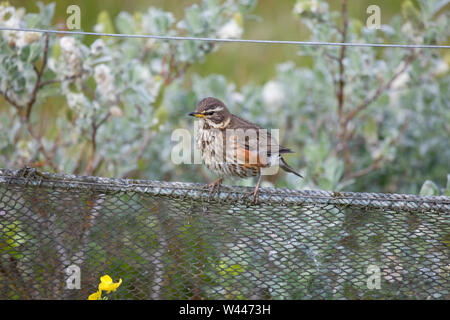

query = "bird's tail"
[280, 157, 303, 178]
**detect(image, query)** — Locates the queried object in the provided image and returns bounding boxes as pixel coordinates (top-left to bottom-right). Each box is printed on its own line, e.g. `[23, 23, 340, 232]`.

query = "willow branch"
[335, 0, 352, 172]
[25, 34, 50, 121]
[86, 112, 111, 175]
[343, 53, 416, 125]
[0, 88, 22, 113]
[344, 121, 409, 181]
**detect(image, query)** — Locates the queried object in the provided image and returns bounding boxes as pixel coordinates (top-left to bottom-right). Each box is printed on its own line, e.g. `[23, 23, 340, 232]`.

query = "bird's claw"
[204, 178, 223, 201]
[242, 189, 259, 206]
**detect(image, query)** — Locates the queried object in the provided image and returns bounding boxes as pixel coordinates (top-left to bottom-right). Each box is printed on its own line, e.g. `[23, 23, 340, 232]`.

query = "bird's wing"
[224, 115, 289, 167]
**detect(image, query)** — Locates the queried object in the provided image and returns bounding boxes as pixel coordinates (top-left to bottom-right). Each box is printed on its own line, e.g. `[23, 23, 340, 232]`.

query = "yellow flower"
[98, 275, 122, 294]
[88, 290, 102, 300]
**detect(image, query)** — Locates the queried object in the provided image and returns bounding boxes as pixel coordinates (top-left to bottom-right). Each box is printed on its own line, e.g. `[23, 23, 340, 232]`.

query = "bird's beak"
[188, 112, 205, 118]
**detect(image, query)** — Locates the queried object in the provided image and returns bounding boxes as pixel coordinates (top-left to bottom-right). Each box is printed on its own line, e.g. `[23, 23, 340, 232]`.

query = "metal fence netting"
[0, 168, 449, 300]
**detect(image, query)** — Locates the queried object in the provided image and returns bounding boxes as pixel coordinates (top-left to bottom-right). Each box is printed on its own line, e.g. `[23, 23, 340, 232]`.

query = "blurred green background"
[10, 0, 406, 87]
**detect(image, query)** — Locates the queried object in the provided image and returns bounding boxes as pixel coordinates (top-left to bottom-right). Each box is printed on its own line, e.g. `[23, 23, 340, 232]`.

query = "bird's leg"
[204, 178, 223, 199]
[251, 173, 263, 204]
[243, 173, 262, 205]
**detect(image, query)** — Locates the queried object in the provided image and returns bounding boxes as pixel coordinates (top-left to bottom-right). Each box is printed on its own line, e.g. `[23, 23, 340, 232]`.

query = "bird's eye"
[204, 111, 214, 116]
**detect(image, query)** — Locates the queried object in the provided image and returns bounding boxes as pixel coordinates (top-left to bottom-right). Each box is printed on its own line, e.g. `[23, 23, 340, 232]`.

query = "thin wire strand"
[1, 27, 449, 49]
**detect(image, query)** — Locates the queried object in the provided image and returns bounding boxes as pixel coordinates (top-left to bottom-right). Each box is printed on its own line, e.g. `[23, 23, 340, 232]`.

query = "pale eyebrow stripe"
[202, 106, 224, 113]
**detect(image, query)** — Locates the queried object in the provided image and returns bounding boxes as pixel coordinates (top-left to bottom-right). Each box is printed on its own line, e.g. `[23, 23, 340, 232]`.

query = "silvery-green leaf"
[419, 180, 439, 196]
[115, 12, 134, 34]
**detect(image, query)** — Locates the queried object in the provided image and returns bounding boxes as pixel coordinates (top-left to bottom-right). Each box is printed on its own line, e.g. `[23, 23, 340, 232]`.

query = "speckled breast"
[196, 121, 259, 178]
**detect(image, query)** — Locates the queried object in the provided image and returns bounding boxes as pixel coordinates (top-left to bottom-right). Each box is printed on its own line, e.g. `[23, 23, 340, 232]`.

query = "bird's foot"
[242, 187, 260, 206]
[204, 178, 223, 201]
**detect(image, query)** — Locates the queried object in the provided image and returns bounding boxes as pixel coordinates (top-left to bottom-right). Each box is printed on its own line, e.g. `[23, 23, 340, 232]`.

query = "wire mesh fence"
[0, 167, 449, 300]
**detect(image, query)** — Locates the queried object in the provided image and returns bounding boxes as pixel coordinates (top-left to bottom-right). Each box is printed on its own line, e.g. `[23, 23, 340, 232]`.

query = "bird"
[188, 97, 302, 204]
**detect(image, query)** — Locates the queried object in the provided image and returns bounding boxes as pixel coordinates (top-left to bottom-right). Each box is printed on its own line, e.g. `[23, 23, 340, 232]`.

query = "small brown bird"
[189, 97, 302, 204]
